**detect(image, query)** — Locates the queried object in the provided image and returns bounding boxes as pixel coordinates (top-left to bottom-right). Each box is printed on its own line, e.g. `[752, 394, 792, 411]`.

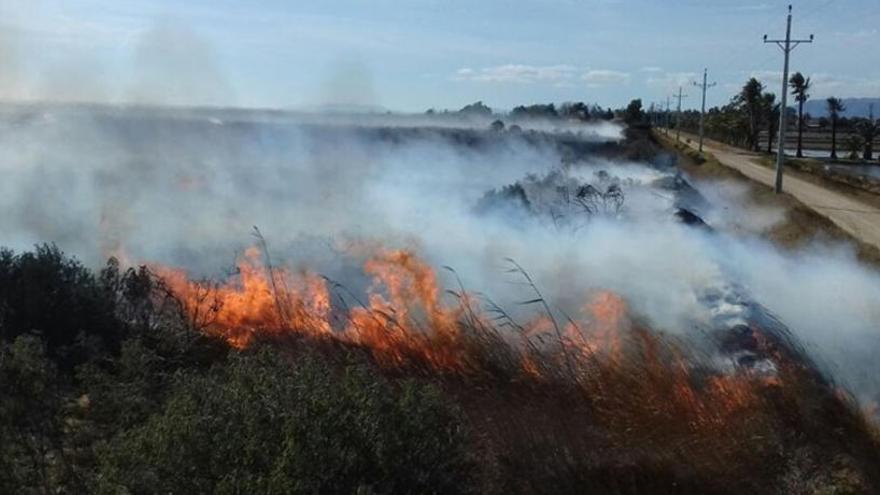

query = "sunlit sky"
[0, 0, 877, 112]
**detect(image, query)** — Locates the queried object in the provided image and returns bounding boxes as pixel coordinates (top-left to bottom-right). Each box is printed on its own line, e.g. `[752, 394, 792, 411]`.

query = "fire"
[154, 247, 332, 348]
[155, 247, 477, 371]
[510, 290, 774, 435]
[523, 290, 629, 366]
[347, 249, 471, 370]
[578, 290, 628, 361]
[154, 245, 785, 433]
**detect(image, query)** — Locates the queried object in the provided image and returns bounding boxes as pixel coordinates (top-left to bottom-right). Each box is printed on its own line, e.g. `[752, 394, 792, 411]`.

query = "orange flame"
[156, 247, 478, 371]
[154, 247, 331, 348]
[154, 245, 786, 434]
[347, 249, 470, 370]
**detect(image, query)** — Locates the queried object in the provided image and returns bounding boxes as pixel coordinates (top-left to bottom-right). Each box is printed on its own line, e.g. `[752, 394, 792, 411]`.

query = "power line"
[690, 0, 833, 108]
[764, 4, 814, 194]
[698, 8, 786, 89]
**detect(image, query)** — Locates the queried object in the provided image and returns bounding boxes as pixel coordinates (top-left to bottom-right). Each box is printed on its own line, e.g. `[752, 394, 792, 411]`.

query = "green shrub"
[0, 335, 62, 492]
[95, 346, 475, 494]
[0, 245, 119, 368]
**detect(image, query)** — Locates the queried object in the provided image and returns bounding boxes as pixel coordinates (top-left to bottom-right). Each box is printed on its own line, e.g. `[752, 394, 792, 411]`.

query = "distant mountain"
[803, 97, 880, 118]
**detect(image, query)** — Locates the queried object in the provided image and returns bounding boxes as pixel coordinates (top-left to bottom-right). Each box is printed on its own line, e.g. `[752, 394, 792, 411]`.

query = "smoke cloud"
[128, 20, 235, 107]
[0, 105, 878, 402]
[0, 6, 233, 108]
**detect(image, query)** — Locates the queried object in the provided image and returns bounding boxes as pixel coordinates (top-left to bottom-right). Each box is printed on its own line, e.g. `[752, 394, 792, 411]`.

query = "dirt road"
[675, 133, 880, 251]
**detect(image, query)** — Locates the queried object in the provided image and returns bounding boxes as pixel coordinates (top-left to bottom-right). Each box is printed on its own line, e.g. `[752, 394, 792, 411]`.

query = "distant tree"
[623, 98, 644, 125]
[458, 101, 492, 117]
[510, 104, 558, 120]
[559, 102, 590, 121]
[789, 72, 811, 158]
[845, 134, 864, 160]
[855, 113, 877, 161]
[826, 97, 845, 159]
[737, 78, 764, 151]
[490, 119, 505, 132]
[763, 92, 779, 154]
[425, 108, 436, 115]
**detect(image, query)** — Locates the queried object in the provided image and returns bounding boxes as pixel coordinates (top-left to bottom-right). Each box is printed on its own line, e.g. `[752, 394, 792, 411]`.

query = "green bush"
[95, 346, 476, 494]
[0, 335, 62, 492]
[0, 245, 121, 369]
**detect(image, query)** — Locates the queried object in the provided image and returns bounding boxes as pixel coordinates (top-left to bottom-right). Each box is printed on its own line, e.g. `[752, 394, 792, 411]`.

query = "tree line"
[427, 101, 616, 121]
[652, 74, 878, 161]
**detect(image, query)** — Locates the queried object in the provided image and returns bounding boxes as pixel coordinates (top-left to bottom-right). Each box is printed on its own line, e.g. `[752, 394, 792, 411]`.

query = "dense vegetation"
[2, 239, 879, 494]
[0, 246, 473, 494]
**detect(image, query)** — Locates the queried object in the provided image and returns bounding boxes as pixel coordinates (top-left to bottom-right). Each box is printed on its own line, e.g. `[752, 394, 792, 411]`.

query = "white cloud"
[452, 64, 578, 84]
[748, 70, 783, 86]
[639, 66, 663, 73]
[806, 73, 880, 97]
[833, 28, 879, 39]
[646, 71, 697, 91]
[744, 71, 880, 98]
[452, 64, 630, 88]
[581, 69, 630, 87]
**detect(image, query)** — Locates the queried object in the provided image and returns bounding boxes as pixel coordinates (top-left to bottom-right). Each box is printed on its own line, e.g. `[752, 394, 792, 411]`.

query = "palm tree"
[763, 92, 779, 154]
[738, 78, 764, 151]
[826, 97, 845, 159]
[789, 72, 811, 158]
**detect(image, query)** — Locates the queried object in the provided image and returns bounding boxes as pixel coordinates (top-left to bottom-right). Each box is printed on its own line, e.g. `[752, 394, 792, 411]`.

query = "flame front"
[157, 247, 478, 370]
[155, 246, 332, 348]
[155, 246, 789, 435]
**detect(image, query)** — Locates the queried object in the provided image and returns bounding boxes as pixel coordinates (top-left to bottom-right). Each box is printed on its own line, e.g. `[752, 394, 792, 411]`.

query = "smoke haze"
[1, 104, 878, 402]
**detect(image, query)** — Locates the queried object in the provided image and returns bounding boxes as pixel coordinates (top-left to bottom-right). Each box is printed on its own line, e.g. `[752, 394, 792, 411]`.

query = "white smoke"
[0, 105, 878, 401]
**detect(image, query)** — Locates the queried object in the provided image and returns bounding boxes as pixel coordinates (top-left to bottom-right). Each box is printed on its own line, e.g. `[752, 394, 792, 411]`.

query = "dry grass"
[228, 260, 880, 494]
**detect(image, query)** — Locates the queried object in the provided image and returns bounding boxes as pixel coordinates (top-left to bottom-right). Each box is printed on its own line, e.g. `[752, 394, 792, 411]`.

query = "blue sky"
[0, 0, 877, 112]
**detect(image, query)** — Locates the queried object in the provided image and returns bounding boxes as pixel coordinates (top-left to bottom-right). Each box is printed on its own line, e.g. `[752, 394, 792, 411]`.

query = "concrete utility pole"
[665, 96, 671, 135]
[764, 4, 813, 193]
[673, 87, 688, 142]
[692, 68, 716, 152]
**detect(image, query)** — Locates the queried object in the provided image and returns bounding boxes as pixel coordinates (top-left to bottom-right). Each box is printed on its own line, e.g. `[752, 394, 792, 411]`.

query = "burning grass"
[2, 244, 879, 492]
[146, 240, 880, 492]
